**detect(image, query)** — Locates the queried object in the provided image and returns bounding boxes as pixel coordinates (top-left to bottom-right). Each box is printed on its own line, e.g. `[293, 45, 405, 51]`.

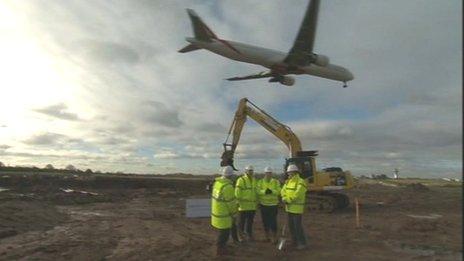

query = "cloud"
[34, 103, 80, 121]
[23, 133, 64, 146]
[0, 0, 460, 177]
[153, 146, 215, 160]
[143, 101, 183, 128]
[0, 145, 11, 150]
[23, 132, 84, 148]
[153, 150, 180, 159]
[192, 122, 227, 134]
[75, 40, 140, 65]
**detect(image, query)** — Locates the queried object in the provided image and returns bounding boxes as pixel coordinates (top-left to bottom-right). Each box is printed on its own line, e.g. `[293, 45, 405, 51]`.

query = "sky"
[0, 0, 461, 178]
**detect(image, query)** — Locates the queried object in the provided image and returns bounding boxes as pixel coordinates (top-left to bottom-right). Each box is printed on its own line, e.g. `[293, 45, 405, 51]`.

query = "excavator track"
[307, 192, 350, 213]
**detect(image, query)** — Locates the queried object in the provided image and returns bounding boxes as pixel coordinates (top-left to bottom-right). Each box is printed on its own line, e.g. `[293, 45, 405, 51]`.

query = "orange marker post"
[355, 197, 360, 229]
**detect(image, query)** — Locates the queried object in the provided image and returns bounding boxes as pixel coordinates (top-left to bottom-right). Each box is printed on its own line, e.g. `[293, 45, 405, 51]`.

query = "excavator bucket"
[220, 150, 238, 170]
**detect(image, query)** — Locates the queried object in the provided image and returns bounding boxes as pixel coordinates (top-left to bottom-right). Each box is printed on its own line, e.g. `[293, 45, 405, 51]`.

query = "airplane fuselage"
[187, 37, 354, 83]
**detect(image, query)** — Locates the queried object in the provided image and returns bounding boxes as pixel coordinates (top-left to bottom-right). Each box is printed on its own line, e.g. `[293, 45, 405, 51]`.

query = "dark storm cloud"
[34, 103, 80, 121]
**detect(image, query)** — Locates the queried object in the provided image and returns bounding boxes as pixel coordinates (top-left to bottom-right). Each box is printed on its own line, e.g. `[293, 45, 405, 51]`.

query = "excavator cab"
[284, 150, 318, 182]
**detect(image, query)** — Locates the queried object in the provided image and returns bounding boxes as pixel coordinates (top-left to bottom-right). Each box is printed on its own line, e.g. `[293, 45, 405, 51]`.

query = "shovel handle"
[277, 224, 288, 251]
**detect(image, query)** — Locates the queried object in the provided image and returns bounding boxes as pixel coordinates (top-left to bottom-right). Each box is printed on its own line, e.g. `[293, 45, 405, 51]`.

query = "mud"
[0, 173, 461, 260]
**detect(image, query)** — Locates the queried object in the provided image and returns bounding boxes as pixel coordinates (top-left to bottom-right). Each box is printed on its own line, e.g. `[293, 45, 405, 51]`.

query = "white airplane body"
[180, 0, 354, 87]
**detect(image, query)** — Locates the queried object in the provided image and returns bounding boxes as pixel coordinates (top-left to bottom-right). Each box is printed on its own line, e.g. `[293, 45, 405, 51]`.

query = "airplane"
[178, 0, 354, 87]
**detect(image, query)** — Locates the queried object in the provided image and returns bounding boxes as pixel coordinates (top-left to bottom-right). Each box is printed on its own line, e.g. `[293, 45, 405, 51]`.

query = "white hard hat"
[222, 166, 234, 177]
[244, 165, 254, 171]
[264, 166, 273, 173]
[286, 164, 299, 173]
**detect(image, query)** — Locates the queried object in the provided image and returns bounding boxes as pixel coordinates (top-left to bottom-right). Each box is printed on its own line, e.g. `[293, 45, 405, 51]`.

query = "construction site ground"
[0, 172, 462, 260]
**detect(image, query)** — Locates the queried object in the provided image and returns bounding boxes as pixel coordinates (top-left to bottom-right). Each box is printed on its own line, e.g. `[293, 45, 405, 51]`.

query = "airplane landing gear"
[343, 82, 348, 88]
[269, 75, 283, 83]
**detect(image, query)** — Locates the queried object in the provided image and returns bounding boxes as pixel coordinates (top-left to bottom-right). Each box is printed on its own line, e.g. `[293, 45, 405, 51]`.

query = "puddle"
[406, 214, 443, 220]
[60, 188, 99, 196]
[385, 241, 460, 258]
[378, 182, 398, 187]
[68, 210, 105, 217]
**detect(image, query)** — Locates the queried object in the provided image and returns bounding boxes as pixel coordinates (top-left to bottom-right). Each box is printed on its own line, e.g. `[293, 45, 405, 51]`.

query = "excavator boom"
[220, 98, 303, 170]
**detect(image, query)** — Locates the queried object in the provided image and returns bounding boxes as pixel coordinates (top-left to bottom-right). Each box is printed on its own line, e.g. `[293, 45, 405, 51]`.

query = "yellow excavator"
[220, 97, 353, 212]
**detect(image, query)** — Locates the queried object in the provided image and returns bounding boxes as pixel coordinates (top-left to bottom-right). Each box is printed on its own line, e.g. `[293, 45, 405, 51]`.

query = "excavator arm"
[220, 98, 303, 170]
[220, 98, 354, 213]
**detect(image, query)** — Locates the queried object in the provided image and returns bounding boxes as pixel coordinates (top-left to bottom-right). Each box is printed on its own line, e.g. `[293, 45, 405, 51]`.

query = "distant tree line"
[0, 161, 99, 175]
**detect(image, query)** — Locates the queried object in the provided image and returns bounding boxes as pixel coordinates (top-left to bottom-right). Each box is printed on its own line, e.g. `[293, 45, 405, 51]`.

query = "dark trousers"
[217, 228, 230, 247]
[259, 204, 278, 233]
[217, 220, 239, 247]
[238, 210, 255, 236]
[288, 213, 307, 246]
[231, 219, 239, 242]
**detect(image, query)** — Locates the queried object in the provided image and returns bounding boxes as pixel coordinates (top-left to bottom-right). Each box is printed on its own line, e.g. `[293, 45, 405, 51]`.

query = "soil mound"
[405, 183, 430, 192]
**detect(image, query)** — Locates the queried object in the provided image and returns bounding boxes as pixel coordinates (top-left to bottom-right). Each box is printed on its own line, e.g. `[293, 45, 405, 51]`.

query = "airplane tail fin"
[186, 9, 217, 42]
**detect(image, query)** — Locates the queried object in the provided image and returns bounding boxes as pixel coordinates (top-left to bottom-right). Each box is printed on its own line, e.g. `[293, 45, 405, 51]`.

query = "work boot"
[215, 246, 224, 257]
[238, 231, 246, 242]
[216, 246, 232, 257]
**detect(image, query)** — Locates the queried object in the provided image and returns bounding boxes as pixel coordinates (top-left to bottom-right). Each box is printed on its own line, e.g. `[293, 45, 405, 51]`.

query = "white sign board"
[186, 198, 211, 218]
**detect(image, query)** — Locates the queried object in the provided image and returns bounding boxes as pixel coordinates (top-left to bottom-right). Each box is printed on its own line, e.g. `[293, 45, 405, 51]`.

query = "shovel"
[277, 224, 287, 250]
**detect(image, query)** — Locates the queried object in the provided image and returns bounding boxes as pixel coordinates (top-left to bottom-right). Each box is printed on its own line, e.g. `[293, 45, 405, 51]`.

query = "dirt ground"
[0, 173, 462, 260]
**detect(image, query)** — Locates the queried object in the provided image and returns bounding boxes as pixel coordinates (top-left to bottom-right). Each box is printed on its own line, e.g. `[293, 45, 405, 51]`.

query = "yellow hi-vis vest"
[257, 177, 281, 206]
[211, 177, 237, 229]
[235, 174, 258, 211]
[280, 174, 307, 214]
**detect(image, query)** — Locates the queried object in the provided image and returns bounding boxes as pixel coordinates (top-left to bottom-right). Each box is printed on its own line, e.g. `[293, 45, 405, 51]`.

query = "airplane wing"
[283, 0, 320, 66]
[226, 71, 273, 81]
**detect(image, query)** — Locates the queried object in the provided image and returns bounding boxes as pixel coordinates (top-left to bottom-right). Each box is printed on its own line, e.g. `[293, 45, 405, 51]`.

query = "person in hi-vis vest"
[211, 166, 238, 256]
[235, 165, 258, 241]
[281, 164, 308, 250]
[257, 166, 281, 243]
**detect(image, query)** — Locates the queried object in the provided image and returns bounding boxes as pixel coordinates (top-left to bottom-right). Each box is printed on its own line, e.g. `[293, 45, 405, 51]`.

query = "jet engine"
[279, 76, 295, 86]
[313, 54, 330, 67]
